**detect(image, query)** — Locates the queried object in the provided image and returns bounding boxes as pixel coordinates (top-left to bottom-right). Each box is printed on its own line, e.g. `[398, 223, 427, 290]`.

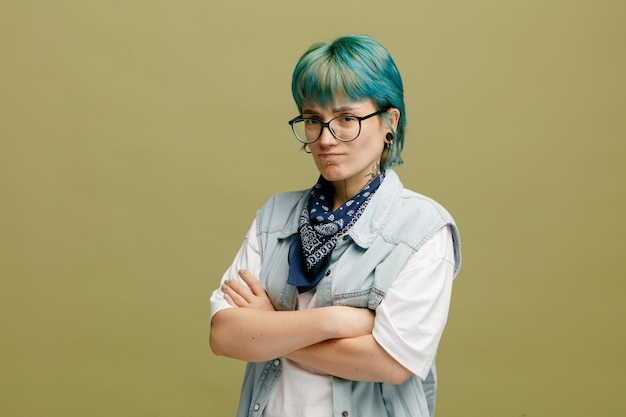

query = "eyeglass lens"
[292, 117, 361, 143]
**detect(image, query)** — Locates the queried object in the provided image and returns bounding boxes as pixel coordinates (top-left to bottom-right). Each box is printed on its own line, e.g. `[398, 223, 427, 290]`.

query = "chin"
[319, 169, 345, 183]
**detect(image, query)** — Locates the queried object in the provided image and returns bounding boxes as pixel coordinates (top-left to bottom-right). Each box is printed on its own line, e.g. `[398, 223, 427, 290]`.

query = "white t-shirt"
[210, 219, 455, 417]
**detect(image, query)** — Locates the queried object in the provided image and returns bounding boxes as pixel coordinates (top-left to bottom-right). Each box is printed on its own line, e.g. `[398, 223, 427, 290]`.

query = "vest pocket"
[332, 286, 385, 310]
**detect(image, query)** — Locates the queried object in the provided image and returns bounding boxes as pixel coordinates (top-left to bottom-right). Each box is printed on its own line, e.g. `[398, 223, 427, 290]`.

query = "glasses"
[288, 109, 389, 144]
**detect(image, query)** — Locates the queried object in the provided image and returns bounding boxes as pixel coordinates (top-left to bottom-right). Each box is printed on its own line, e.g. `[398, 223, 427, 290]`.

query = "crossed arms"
[209, 269, 412, 385]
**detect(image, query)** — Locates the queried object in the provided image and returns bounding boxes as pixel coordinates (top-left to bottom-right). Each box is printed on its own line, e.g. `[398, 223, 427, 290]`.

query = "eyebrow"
[302, 105, 360, 115]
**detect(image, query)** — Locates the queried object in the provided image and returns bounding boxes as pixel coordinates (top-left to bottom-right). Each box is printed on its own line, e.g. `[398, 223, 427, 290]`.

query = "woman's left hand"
[221, 270, 275, 311]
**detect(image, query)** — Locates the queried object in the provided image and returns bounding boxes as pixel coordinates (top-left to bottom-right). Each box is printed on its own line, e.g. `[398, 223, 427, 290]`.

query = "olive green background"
[1, 1, 624, 416]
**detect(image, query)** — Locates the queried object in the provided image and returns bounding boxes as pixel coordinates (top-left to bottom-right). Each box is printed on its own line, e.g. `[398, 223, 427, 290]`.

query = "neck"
[331, 180, 354, 210]
[331, 165, 381, 210]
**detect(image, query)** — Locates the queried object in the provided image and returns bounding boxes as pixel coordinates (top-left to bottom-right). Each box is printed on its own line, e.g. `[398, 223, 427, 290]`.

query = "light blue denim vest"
[236, 170, 461, 417]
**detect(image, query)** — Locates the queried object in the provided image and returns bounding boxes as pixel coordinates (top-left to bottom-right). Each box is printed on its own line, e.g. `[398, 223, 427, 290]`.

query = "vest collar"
[348, 169, 402, 248]
[277, 170, 403, 249]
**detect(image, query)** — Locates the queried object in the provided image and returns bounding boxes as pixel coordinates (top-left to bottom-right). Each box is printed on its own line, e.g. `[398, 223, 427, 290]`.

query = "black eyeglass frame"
[288, 108, 390, 144]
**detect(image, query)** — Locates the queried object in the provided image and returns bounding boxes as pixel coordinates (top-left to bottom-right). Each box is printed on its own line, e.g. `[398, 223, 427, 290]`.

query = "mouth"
[317, 153, 342, 161]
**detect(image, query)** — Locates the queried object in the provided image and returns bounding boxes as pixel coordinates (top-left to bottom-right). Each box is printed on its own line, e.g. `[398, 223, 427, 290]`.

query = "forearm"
[285, 335, 412, 385]
[209, 306, 370, 362]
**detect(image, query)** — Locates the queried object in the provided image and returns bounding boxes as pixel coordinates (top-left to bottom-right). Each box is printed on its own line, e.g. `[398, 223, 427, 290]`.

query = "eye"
[334, 115, 358, 126]
[303, 118, 321, 126]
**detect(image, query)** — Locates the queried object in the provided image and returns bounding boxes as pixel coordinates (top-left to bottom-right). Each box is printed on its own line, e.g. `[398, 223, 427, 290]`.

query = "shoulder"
[377, 172, 460, 254]
[256, 189, 310, 235]
[261, 190, 309, 210]
[393, 185, 462, 277]
[258, 190, 309, 220]
[384, 171, 456, 228]
[380, 170, 454, 220]
[397, 187, 456, 224]
[384, 189, 457, 249]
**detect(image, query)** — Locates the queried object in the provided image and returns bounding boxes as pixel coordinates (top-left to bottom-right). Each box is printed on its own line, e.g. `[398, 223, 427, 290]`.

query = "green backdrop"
[2, 1, 625, 416]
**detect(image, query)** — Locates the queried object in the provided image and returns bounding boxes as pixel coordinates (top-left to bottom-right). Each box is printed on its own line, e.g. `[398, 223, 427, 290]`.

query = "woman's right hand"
[221, 269, 275, 312]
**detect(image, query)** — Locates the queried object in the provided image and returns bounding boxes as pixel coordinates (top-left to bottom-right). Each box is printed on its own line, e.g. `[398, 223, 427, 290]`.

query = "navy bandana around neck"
[287, 173, 385, 293]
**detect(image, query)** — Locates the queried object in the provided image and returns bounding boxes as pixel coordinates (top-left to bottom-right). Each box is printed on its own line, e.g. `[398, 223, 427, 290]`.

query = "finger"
[222, 282, 249, 307]
[238, 270, 265, 296]
[224, 279, 255, 303]
[223, 292, 236, 307]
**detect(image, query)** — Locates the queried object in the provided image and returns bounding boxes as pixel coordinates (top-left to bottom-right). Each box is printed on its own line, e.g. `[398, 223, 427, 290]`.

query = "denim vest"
[236, 170, 461, 417]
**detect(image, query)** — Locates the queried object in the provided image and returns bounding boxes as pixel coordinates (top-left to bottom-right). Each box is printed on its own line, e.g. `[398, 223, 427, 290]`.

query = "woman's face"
[303, 98, 398, 195]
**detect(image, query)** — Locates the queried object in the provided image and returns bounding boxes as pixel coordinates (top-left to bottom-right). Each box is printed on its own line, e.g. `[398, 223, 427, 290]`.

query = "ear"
[386, 107, 400, 131]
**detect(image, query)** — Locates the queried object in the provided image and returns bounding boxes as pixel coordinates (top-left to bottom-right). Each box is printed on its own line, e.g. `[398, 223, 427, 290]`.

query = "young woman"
[210, 34, 462, 417]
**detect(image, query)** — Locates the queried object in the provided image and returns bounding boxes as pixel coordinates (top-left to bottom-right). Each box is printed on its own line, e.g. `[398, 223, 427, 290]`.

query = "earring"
[385, 132, 394, 149]
[304, 144, 311, 154]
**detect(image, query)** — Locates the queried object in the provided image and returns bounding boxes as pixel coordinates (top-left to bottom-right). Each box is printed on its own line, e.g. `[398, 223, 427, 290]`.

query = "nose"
[316, 125, 336, 147]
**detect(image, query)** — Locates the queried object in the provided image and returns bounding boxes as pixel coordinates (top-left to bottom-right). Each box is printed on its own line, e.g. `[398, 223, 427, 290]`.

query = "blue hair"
[291, 34, 406, 170]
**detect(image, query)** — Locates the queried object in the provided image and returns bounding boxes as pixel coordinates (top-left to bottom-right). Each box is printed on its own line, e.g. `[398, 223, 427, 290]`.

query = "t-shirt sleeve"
[209, 219, 262, 322]
[372, 226, 456, 380]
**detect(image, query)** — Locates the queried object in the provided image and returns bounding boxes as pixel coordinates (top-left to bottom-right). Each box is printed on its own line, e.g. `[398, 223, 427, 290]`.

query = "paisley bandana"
[287, 173, 385, 293]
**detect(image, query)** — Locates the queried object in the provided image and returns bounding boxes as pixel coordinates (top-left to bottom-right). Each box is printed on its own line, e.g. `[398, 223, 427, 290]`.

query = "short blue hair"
[291, 34, 406, 170]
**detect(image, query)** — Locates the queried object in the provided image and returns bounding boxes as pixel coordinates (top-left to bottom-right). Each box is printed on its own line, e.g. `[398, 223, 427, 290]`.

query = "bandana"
[287, 174, 384, 293]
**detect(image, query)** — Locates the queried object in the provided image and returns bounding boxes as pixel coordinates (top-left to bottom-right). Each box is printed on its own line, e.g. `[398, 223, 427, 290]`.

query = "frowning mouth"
[317, 153, 342, 160]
